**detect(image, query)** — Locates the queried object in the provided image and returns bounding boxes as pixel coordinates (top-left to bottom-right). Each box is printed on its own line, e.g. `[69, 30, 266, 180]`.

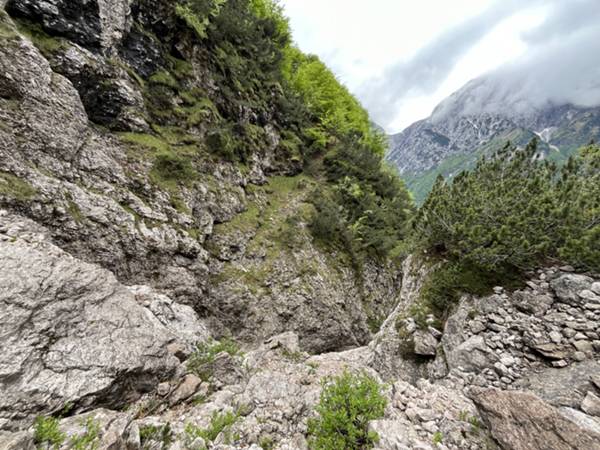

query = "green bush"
[414, 261, 521, 327]
[309, 190, 349, 249]
[414, 141, 600, 273]
[282, 48, 384, 157]
[175, 0, 227, 39]
[557, 144, 600, 271]
[33, 416, 66, 449]
[413, 140, 559, 271]
[309, 140, 414, 261]
[307, 371, 386, 450]
[410, 141, 600, 323]
[205, 127, 239, 161]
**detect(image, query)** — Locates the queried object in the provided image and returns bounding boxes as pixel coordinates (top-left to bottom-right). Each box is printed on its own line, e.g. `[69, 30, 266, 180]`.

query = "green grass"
[150, 152, 196, 186]
[210, 175, 316, 291]
[34, 416, 66, 449]
[119, 131, 200, 213]
[149, 71, 180, 89]
[187, 338, 241, 381]
[70, 418, 101, 450]
[184, 411, 239, 444]
[215, 175, 311, 237]
[139, 423, 173, 448]
[0, 172, 37, 200]
[0, 10, 18, 39]
[259, 435, 275, 450]
[167, 55, 194, 78]
[119, 132, 171, 154]
[14, 19, 68, 56]
[183, 97, 221, 126]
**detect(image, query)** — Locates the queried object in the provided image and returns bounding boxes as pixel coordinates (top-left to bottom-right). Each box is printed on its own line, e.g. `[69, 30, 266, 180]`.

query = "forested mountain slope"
[388, 76, 600, 203]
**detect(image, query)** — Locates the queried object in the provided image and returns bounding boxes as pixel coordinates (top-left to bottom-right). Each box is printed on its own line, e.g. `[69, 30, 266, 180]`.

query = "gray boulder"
[515, 360, 600, 408]
[0, 431, 35, 450]
[560, 408, 600, 436]
[445, 335, 498, 372]
[513, 290, 554, 315]
[58, 409, 134, 450]
[0, 212, 207, 430]
[471, 388, 600, 450]
[413, 330, 438, 356]
[551, 274, 594, 305]
[583, 392, 600, 417]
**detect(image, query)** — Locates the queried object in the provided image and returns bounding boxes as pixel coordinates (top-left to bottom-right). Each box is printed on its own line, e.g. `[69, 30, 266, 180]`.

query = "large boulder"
[445, 335, 498, 372]
[0, 212, 208, 430]
[515, 360, 600, 408]
[551, 274, 594, 305]
[471, 388, 600, 450]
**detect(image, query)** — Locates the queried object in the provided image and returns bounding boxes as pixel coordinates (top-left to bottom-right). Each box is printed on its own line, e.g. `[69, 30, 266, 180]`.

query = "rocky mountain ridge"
[1, 1, 600, 449]
[3, 218, 600, 449]
[387, 76, 600, 203]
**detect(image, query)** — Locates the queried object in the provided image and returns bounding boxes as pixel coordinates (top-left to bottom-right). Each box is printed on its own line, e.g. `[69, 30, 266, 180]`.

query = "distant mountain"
[387, 76, 600, 203]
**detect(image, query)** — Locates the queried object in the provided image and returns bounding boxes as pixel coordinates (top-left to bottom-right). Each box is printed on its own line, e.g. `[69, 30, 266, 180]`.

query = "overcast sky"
[280, 0, 600, 133]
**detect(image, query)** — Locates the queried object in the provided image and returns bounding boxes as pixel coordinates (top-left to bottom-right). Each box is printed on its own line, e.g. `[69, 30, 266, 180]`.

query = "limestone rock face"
[515, 360, 600, 409]
[0, 8, 397, 357]
[3, 0, 600, 447]
[471, 388, 600, 450]
[0, 212, 207, 430]
[6, 0, 131, 51]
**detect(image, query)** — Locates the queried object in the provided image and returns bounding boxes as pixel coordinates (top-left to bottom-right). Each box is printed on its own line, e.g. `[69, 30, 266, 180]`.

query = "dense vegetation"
[157, 0, 598, 328]
[411, 140, 600, 322]
[307, 371, 387, 450]
[139, 0, 414, 262]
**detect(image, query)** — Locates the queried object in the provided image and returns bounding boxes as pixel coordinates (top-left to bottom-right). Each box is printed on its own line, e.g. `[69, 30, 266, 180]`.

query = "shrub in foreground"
[307, 371, 387, 450]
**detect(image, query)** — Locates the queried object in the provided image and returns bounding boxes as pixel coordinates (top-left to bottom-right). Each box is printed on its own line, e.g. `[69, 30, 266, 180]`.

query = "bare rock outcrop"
[0, 212, 208, 430]
[6, 0, 131, 51]
[471, 388, 600, 450]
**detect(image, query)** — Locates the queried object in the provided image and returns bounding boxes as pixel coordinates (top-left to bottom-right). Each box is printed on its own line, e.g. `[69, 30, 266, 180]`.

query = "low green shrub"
[70, 418, 101, 450]
[205, 127, 239, 161]
[307, 371, 386, 450]
[415, 261, 521, 327]
[413, 141, 600, 273]
[139, 423, 173, 449]
[33, 416, 66, 449]
[176, 0, 226, 40]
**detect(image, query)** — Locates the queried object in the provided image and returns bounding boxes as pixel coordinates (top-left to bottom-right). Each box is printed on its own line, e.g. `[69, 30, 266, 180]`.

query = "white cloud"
[280, 0, 600, 134]
[281, 0, 494, 89]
